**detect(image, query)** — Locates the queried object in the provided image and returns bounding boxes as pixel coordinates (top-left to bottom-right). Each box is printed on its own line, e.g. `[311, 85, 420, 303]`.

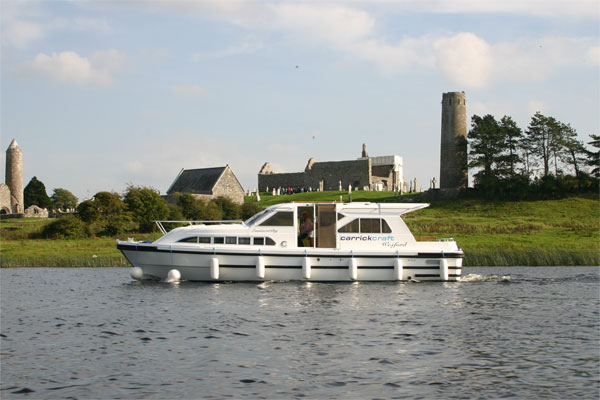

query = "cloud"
[585, 46, 600, 67]
[4, 19, 44, 48]
[370, 0, 599, 20]
[208, 36, 264, 58]
[51, 16, 112, 34]
[434, 33, 492, 88]
[170, 85, 205, 97]
[16, 49, 127, 87]
[1, 2, 112, 49]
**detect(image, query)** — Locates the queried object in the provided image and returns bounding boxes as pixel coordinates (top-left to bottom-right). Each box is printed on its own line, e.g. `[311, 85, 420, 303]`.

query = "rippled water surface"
[1, 267, 599, 399]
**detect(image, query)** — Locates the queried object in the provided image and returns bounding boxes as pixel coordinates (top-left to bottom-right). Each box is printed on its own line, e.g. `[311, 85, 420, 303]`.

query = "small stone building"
[258, 144, 405, 192]
[165, 165, 245, 204]
[0, 184, 12, 214]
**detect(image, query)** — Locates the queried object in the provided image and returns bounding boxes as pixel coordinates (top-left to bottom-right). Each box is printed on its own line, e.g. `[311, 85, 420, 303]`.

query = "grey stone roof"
[166, 166, 227, 195]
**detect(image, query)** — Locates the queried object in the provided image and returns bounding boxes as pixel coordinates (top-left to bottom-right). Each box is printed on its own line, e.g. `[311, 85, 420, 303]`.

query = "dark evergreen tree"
[498, 116, 522, 177]
[24, 176, 52, 209]
[585, 134, 600, 178]
[559, 124, 587, 180]
[468, 114, 503, 185]
[523, 112, 564, 177]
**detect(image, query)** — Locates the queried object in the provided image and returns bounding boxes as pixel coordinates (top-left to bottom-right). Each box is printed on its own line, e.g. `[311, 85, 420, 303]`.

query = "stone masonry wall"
[258, 159, 371, 191]
[258, 172, 306, 191]
[211, 167, 245, 204]
[0, 184, 11, 214]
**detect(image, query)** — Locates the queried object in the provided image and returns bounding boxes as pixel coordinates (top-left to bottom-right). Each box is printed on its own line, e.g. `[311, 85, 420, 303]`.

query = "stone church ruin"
[258, 144, 406, 193]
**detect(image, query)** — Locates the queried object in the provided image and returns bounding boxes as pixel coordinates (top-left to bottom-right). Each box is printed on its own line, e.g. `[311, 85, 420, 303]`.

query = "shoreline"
[2, 251, 598, 268]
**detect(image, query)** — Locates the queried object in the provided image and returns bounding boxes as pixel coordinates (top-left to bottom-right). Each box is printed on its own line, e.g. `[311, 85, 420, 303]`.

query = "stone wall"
[308, 159, 371, 190]
[0, 184, 11, 214]
[24, 205, 48, 218]
[212, 167, 245, 204]
[258, 159, 371, 191]
[258, 172, 305, 191]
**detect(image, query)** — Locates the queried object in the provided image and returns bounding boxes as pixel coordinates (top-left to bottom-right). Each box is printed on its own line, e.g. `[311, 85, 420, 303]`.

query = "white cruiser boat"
[117, 202, 463, 282]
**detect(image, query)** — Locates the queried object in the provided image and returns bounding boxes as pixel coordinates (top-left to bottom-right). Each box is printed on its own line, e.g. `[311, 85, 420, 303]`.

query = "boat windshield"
[244, 209, 271, 226]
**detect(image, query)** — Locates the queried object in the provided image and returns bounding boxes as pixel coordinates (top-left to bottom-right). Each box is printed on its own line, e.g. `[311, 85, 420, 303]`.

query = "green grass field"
[1, 193, 598, 267]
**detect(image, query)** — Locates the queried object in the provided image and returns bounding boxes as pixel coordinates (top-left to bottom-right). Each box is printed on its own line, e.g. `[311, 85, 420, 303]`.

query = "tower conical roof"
[7, 139, 20, 151]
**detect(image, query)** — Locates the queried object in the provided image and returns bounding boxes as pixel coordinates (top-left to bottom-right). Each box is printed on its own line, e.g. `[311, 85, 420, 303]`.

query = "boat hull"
[118, 243, 463, 282]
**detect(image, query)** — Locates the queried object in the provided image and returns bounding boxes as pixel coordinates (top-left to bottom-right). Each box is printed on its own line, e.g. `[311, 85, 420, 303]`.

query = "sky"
[1, 0, 599, 200]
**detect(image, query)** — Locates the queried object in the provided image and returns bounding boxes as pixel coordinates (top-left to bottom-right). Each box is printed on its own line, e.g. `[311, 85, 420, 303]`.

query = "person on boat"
[298, 211, 314, 247]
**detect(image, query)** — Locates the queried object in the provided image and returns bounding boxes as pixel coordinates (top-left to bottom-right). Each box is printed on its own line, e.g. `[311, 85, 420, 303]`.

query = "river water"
[1, 267, 598, 399]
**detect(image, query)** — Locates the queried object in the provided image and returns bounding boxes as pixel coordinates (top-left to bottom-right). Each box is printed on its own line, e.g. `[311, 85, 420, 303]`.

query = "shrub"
[42, 215, 89, 239]
[213, 196, 241, 220]
[123, 185, 170, 233]
[241, 202, 264, 220]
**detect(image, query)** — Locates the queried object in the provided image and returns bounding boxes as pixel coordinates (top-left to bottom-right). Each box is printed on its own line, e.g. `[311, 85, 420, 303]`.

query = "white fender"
[256, 256, 265, 279]
[210, 257, 219, 280]
[130, 266, 143, 280]
[349, 258, 358, 280]
[440, 259, 449, 281]
[167, 269, 181, 282]
[302, 257, 311, 279]
[393, 258, 403, 281]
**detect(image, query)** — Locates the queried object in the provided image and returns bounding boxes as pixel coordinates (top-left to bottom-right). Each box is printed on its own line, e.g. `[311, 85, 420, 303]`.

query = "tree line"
[467, 112, 599, 199]
[25, 182, 263, 239]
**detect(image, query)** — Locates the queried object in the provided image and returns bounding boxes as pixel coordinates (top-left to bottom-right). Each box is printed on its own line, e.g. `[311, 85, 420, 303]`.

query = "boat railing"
[155, 220, 245, 235]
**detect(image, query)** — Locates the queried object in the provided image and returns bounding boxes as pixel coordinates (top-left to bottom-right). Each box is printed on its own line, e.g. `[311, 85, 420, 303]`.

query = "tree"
[77, 200, 98, 223]
[124, 185, 170, 232]
[51, 188, 78, 210]
[24, 176, 52, 209]
[498, 116, 522, 177]
[522, 112, 563, 177]
[176, 193, 204, 220]
[559, 124, 587, 180]
[213, 196, 241, 220]
[585, 134, 600, 178]
[241, 202, 264, 220]
[468, 114, 503, 185]
[77, 191, 131, 236]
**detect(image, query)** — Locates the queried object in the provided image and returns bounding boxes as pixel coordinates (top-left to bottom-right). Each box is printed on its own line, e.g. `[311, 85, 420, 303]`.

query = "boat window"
[265, 237, 276, 246]
[198, 237, 211, 244]
[338, 219, 359, 233]
[213, 237, 224, 244]
[238, 237, 251, 245]
[178, 237, 198, 243]
[360, 218, 381, 233]
[382, 219, 392, 233]
[259, 211, 294, 227]
[337, 218, 390, 234]
[253, 237, 264, 245]
[244, 209, 270, 226]
[226, 237, 237, 244]
[337, 213, 346, 220]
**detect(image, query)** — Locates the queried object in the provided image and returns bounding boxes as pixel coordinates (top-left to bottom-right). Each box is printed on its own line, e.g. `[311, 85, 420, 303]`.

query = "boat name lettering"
[252, 228, 278, 233]
[381, 242, 408, 249]
[340, 235, 395, 242]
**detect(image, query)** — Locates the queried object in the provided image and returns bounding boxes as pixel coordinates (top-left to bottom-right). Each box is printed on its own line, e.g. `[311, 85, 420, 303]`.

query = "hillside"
[1, 193, 598, 267]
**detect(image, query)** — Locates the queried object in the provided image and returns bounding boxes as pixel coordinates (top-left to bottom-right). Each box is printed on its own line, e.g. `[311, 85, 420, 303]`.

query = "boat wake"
[461, 273, 511, 282]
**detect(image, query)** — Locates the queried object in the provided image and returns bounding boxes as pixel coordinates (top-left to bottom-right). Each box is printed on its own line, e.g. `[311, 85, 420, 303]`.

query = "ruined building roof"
[166, 166, 228, 195]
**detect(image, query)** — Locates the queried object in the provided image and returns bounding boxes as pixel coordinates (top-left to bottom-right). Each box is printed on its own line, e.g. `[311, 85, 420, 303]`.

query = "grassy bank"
[1, 194, 598, 267]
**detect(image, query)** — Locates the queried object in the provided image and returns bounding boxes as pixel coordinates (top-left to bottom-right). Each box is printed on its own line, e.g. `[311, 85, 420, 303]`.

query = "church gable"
[166, 166, 227, 195]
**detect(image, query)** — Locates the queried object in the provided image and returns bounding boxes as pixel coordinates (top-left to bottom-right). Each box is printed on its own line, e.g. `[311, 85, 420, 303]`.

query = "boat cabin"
[156, 202, 429, 252]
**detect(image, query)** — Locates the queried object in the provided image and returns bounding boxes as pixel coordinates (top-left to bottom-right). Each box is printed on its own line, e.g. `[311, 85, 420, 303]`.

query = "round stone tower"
[439, 91, 468, 189]
[6, 139, 24, 213]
